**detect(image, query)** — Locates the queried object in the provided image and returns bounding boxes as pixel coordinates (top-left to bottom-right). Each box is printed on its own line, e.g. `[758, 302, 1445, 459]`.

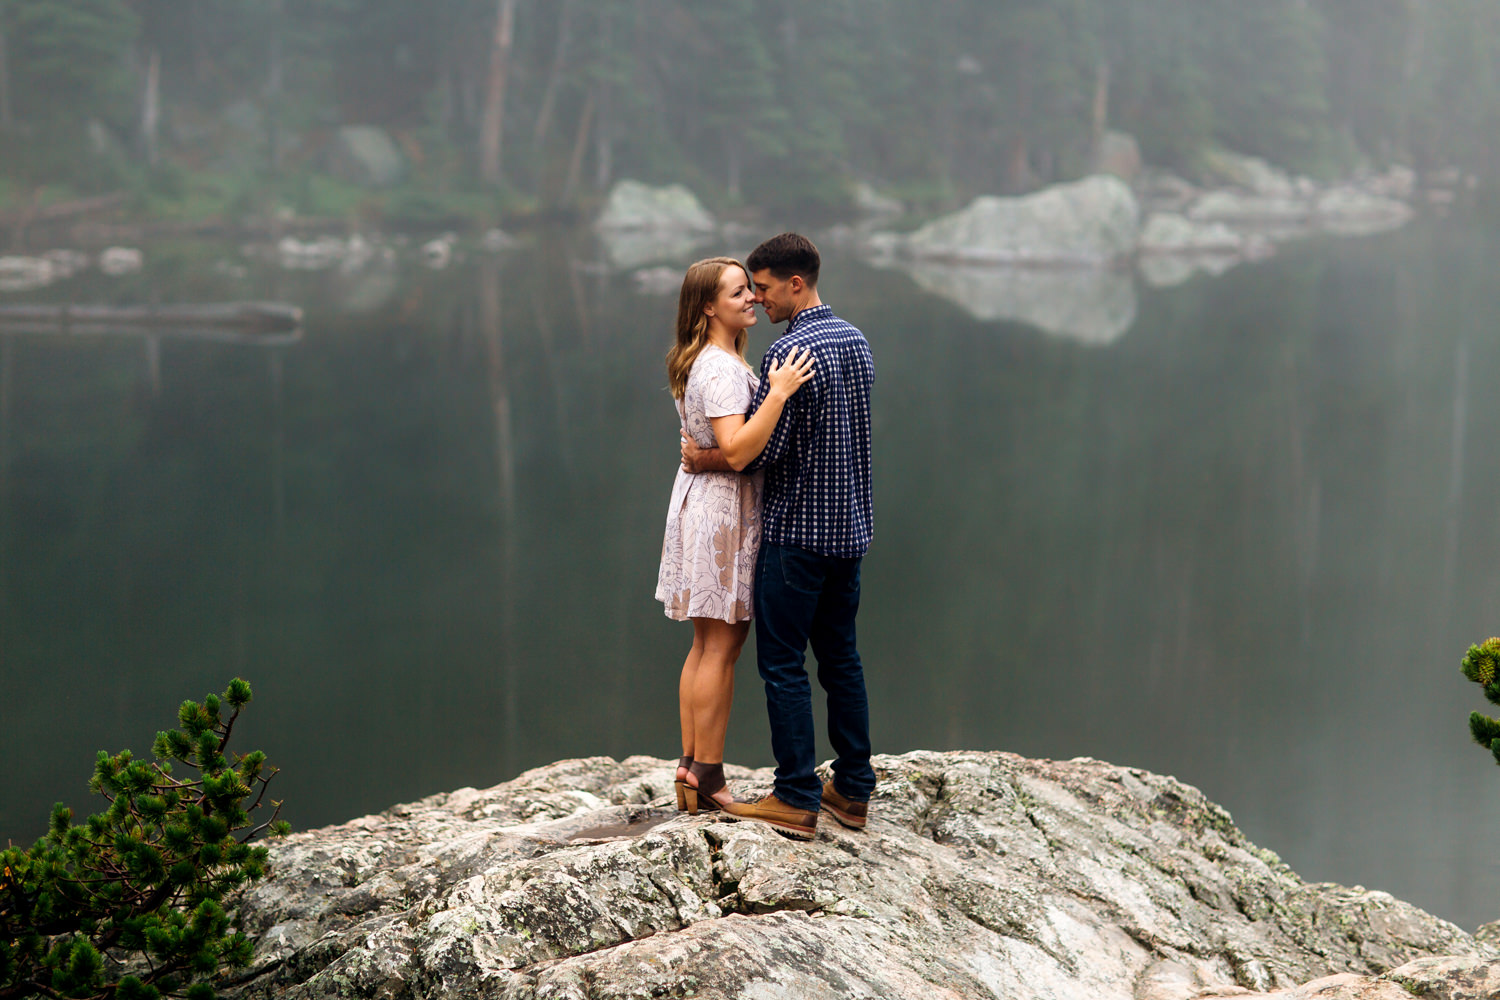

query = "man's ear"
[788, 275, 805, 294]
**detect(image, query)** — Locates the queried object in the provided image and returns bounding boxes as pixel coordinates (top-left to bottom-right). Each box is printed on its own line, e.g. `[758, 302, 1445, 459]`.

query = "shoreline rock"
[893, 175, 1141, 266]
[227, 750, 1497, 1000]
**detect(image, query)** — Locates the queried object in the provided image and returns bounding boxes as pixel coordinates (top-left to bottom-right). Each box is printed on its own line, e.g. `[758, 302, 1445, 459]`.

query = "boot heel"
[683, 784, 700, 815]
[674, 755, 694, 813]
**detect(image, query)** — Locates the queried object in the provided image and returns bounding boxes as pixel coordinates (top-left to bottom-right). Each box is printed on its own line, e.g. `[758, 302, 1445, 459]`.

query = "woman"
[655, 256, 814, 813]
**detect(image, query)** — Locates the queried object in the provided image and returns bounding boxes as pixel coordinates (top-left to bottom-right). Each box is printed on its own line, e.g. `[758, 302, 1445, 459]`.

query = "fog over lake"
[3, 220, 1499, 929]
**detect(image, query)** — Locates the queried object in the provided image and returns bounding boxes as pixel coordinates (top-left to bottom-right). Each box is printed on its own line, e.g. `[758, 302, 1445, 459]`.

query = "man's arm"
[681, 431, 734, 473]
[743, 346, 811, 473]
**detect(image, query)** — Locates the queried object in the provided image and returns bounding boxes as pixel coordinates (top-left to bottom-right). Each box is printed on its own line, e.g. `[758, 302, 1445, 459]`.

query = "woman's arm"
[708, 347, 814, 471]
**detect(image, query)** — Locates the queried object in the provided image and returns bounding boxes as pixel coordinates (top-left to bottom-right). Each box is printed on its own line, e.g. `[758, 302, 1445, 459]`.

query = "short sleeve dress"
[655, 345, 764, 623]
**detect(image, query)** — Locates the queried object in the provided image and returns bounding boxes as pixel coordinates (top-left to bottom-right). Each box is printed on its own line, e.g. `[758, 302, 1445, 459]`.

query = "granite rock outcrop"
[226, 751, 1496, 1000]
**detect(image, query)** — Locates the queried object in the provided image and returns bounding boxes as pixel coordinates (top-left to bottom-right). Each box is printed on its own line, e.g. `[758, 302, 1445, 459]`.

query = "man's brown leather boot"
[722, 794, 818, 840]
[820, 781, 869, 830]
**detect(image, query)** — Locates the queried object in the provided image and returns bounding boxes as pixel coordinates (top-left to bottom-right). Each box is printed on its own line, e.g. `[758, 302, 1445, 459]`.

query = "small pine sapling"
[0, 678, 290, 1000]
[1460, 638, 1500, 765]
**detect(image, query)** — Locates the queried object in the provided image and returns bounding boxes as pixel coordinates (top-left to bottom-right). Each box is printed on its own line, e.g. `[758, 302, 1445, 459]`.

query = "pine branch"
[1, 678, 289, 1000]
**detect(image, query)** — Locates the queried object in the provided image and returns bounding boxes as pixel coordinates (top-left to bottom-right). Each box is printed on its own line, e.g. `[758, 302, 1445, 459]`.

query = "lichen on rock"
[225, 751, 1496, 1000]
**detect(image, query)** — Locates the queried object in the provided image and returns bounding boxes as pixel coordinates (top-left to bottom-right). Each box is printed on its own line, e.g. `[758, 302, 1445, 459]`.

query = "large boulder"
[1188, 191, 1313, 224]
[851, 180, 904, 219]
[225, 751, 1493, 1000]
[899, 175, 1140, 266]
[1314, 187, 1415, 236]
[1137, 212, 1249, 255]
[1134, 212, 1267, 290]
[595, 180, 716, 233]
[1139, 171, 1203, 213]
[594, 181, 717, 269]
[1196, 148, 1310, 199]
[327, 126, 408, 189]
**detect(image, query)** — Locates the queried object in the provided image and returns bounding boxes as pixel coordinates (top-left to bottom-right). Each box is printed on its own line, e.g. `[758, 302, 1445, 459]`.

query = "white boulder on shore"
[896, 175, 1140, 266]
[594, 180, 718, 269]
[225, 750, 1499, 1000]
[595, 179, 716, 234]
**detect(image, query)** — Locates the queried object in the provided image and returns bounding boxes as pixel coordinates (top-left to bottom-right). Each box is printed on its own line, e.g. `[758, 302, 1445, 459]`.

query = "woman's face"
[706, 266, 758, 332]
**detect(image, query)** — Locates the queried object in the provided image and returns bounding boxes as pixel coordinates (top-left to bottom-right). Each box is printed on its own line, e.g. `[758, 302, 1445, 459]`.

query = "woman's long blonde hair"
[666, 256, 750, 400]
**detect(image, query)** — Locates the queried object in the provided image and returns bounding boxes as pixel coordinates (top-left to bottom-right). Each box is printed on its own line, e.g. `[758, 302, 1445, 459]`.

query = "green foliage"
[0, 678, 289, 1000]
[1460, 638, 1500, 689]
[1459, 639, 1500, 769]
[4, 0, 1500, 213]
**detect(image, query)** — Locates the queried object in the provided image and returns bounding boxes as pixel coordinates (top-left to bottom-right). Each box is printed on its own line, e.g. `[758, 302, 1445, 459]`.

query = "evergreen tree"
[0, 0, 137, 124]
[1199, 0, 1335, 173]
[1314, 0, 1412, 164]
[0, 0, 138, 183]
[691, 0, 785, 203]
[4, 0, 1500, 210]
[1092, 0, 1214, 171]
[0, 679, 289, 1000]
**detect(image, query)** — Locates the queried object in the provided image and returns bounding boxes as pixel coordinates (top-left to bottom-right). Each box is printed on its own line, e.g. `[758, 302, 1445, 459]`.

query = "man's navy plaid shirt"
[745, 304, 874, 559]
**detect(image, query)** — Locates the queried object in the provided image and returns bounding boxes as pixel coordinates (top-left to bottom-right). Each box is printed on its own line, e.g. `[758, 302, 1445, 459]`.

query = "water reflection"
[595, 229, 716, 271]
[878, 260, 1137, 344]
[3, 224, 1500, 934]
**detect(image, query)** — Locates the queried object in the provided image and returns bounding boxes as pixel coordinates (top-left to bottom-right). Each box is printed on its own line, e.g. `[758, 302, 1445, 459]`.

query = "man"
[681, 233, 875, 840]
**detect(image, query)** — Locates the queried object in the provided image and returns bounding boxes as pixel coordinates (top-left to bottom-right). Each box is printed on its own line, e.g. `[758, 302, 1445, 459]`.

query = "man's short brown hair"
[746, 233, 820, 287]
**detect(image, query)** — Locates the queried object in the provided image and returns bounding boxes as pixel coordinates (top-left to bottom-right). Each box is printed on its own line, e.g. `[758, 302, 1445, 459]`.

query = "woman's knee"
[697, 620, 749, 663]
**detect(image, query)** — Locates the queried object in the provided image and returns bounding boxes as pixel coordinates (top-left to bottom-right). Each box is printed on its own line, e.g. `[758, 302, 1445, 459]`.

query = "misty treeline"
[0, 0, 1497, 216]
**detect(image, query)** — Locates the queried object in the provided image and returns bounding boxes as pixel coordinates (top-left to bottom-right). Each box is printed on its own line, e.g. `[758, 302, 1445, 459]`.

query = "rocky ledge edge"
[226, 750, 1500, 1000]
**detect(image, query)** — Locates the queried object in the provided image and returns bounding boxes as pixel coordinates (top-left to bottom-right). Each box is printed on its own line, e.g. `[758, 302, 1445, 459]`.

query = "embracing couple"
[654, 233, 875, 841]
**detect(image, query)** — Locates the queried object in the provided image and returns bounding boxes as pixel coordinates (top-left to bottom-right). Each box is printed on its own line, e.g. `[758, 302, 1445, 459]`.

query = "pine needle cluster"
[0, 679, 289, 1000]
[1461, 638, 1500, 764]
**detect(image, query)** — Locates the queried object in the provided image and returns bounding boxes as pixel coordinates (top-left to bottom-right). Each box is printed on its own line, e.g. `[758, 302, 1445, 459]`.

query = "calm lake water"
[4, 221, 1500, 931]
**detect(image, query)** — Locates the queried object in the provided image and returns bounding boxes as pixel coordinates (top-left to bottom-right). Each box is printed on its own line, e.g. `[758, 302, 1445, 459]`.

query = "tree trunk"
[1399, 0, 1427, 165]
[594, 127, 613, 193]
[725, 131, 742, 202]
[142, 49, 161, 166]
[1005, 134, 1030, 194]
[1005, 38, 1034, 193]
[479, 0, 518, 185]
[0, 22, 12, 127]
[1091, 59, 1110, 152]
[533, 0, 575, 146]
[562, 88, 595, 204]
[266, 0, 284, 172]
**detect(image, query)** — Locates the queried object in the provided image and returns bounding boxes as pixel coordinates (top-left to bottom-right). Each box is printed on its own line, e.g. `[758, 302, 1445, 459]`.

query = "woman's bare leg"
[677, 631, 706, 782]
[687, 617, 749, 806]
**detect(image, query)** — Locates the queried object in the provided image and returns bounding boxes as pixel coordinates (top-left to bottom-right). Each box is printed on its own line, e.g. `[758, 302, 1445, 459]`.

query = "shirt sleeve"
[744, 342, 814, 472]
[699, 353, 754, 419]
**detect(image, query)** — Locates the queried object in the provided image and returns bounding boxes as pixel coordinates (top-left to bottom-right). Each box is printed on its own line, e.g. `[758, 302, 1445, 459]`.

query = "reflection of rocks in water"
[596, 228, 715, 271]
[1137, 255, 1198, 289]
[1136, 250, 1244, 289]
[331, 266, 400, 313]
[904, 262, 1137, 345]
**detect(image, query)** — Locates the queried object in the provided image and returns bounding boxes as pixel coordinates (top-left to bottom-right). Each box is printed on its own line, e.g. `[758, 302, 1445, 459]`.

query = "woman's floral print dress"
[655, 346, 764, 623]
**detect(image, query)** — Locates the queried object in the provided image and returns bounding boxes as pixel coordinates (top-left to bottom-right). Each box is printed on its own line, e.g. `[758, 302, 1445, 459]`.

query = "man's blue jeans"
[754, 543, 875, 812]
